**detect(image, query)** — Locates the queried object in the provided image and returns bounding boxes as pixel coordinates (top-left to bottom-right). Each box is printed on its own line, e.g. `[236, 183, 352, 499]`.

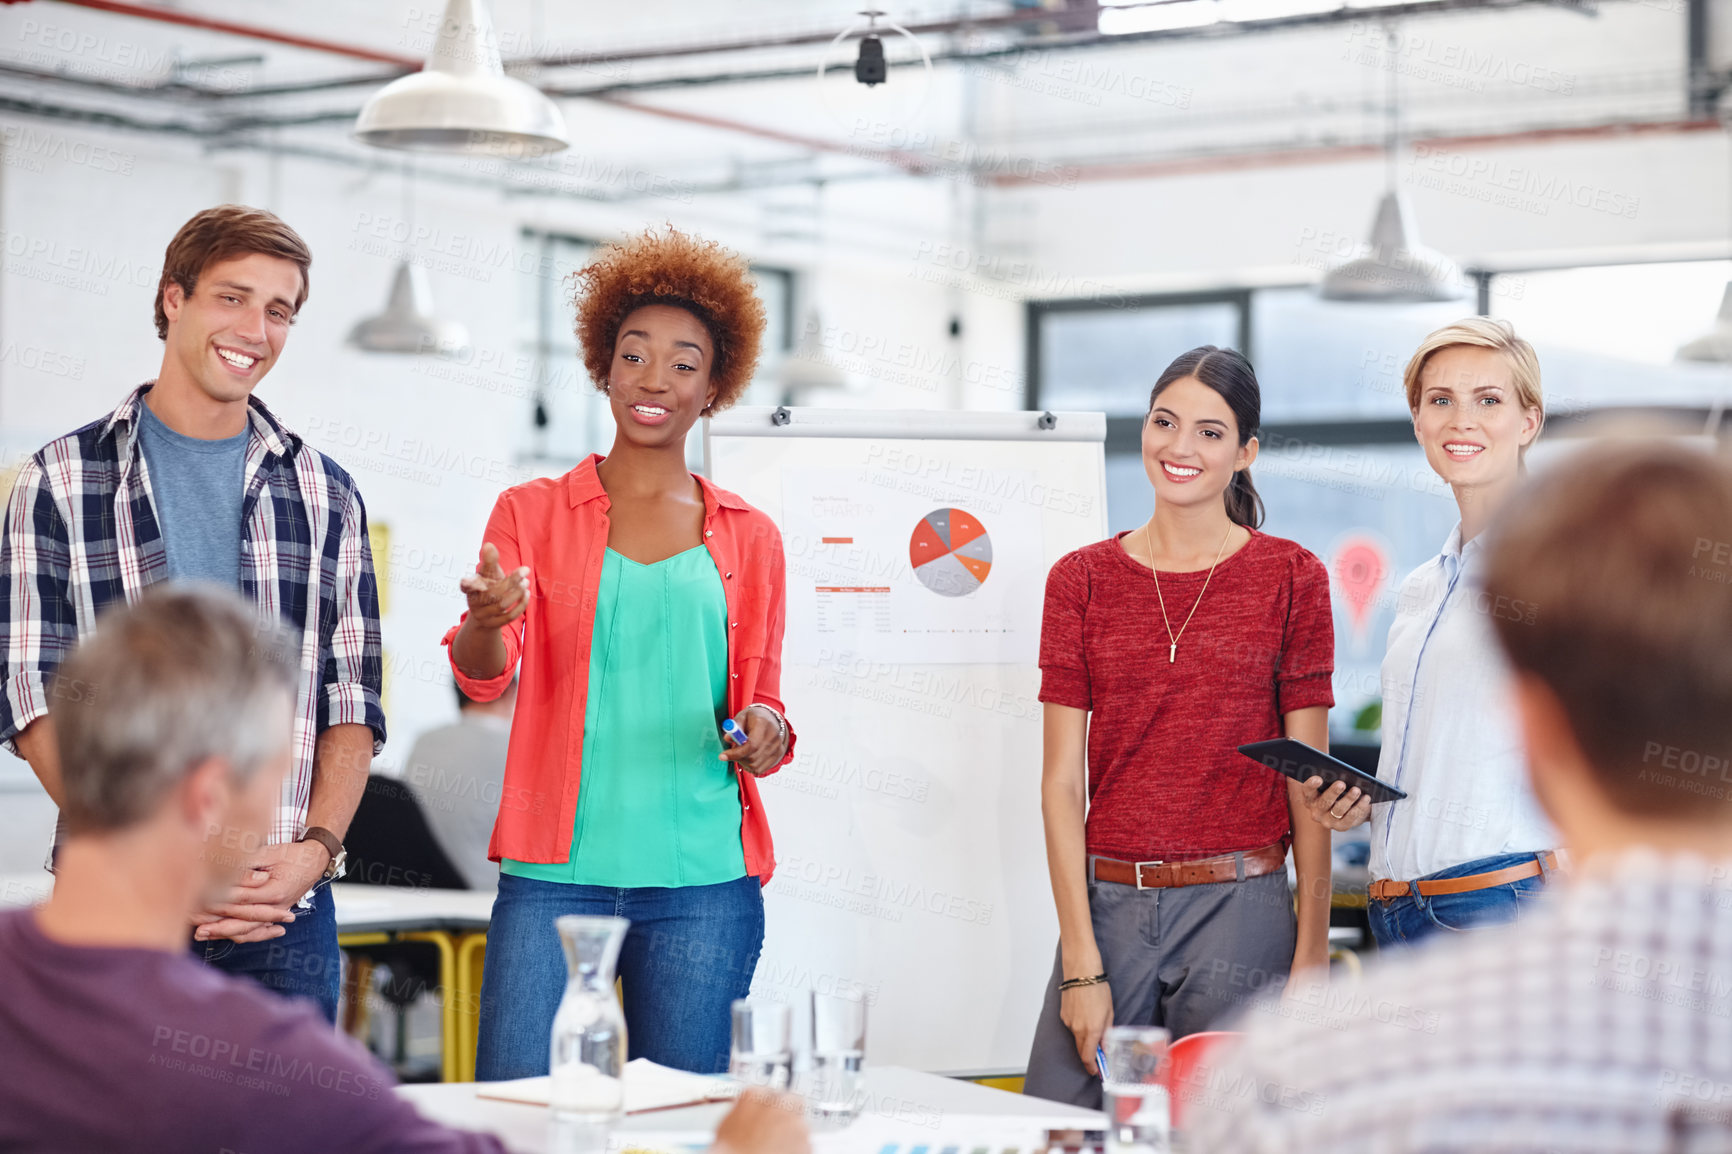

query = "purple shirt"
[0, 909, 505, 1153]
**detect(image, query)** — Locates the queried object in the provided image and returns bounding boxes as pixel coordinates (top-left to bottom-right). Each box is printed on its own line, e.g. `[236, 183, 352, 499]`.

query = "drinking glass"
[730, 999, 793, 1090]
[806, 989, 867, 1126]
[1101, 1025, 1172, 1154]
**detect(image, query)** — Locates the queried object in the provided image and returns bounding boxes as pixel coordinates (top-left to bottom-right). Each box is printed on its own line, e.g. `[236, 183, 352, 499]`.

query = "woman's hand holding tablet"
[1236, 738, 1405, 833]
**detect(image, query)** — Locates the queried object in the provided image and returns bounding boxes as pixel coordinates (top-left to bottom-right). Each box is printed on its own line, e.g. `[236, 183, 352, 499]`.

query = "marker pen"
[721, 717, 748, 747]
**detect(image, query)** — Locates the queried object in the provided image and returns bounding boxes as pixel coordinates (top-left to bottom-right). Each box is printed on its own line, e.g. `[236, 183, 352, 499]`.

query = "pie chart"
[909, 508, 992, 597]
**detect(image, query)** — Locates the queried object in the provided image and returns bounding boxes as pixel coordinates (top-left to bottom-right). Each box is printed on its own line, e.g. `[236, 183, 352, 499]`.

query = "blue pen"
[721, 717, 748, 747]
[1096, 1045, 1110, 1082]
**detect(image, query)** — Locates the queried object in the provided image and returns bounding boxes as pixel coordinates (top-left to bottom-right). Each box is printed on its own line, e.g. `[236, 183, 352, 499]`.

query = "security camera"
[854, 33, 886, 86]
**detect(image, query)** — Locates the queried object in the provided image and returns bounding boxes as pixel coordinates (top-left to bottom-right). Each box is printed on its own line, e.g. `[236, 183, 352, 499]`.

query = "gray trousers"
[1023, 868, 1296, 1108]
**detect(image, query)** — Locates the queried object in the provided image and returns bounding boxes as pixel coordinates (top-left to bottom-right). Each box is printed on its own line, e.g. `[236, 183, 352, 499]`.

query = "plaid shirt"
[0, 384, 385, 845]
[1189, 848, 1732, 1152]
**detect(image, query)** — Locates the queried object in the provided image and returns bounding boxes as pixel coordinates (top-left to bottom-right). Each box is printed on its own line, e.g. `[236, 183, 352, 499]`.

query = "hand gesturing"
[458, 543, 532, 629]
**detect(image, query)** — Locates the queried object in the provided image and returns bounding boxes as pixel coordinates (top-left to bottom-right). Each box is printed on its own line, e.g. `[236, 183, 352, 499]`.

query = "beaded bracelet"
[746, 703, 790, 752]
[1059, 973, 1108, 991]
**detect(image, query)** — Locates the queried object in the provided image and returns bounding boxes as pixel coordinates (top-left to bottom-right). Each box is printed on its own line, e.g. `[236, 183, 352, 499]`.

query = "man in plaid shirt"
[1189, 442, 1732, 1152]
[0, 205, 384, 1023]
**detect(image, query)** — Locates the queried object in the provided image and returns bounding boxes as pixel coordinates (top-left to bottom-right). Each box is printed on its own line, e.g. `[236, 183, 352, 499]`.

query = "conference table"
[331, 883, 497, 1083]
[397, 1065, 1108, 1154]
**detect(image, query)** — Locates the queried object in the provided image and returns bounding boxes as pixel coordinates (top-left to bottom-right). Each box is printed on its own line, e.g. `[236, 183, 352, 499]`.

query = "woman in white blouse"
[1301, 317, 1561, 948]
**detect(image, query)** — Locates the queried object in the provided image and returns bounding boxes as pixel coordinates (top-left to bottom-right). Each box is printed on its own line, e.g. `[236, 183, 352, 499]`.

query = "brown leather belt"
[1090, 842, 1287, 890]
[1368, 851, 1562, 902]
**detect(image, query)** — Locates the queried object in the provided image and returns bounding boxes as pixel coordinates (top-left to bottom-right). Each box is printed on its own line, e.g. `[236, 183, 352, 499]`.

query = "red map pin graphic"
[1333, 536, 1389, 638]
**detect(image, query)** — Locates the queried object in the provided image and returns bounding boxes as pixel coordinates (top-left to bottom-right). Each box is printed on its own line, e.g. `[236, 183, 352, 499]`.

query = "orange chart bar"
[820, 536, 854, 544]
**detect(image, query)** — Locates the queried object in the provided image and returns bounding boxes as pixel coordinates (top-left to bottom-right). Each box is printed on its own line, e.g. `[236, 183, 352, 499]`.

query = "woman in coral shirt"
[446, 229, 795, 1078]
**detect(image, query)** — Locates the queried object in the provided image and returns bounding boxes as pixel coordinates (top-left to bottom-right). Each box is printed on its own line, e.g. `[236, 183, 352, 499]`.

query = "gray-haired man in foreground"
[0, 586, 808, 1154]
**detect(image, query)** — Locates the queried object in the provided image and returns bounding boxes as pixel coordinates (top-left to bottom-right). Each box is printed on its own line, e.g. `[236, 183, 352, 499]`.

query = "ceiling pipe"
[530, 2, 1101, 69]
[590, 93, 946, 177]
[987, 116, 1723, 186]
[526, 0, 1567, 73]
[0, 73, 1715, 193]
[36, 0, 423, 69]
[30, 0, 1567, 97]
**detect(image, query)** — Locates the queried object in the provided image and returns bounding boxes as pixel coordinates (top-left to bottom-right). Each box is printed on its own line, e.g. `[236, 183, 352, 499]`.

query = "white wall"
[963, 2, 1732, 288]
[0, 112, 1017, 870]
[3, 0, 1730, 869]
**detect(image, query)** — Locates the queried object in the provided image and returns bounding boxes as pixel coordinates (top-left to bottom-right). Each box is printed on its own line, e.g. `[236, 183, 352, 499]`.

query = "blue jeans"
[476, 873, 764, 1080]
[189, 882, 341, 1024]
[1369, 851, 1555, 949]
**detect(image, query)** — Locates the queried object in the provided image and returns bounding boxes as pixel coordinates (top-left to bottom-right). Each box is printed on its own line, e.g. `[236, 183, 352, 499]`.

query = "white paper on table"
[781, 466, 1044, 665]
[475, 1058, 739, 1113]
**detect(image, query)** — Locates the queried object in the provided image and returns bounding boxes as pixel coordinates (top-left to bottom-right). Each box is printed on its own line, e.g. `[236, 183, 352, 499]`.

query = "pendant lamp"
[1320, 23, 1466, 303]
[1320, 189, 1468, 302]
[355, 0, 568, 158]
[348, 260, 471, 356]
[1677, 283, 1732, 363]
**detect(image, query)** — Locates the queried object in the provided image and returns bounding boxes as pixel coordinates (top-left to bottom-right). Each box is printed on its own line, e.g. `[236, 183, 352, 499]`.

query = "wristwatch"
[298, 826, 347, 882]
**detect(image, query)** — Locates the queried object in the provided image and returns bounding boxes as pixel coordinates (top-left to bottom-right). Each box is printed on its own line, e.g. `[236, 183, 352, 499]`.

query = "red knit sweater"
[1039, 530, 1335, 861]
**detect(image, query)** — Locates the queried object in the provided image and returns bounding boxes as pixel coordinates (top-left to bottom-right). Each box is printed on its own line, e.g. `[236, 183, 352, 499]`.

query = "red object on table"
[1165, 1030, 1243, 1131]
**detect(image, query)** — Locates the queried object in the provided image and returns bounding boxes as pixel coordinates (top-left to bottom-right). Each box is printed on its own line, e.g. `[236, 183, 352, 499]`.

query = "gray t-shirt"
[405, 714, 511, 890]
[136, 401, 248, 588]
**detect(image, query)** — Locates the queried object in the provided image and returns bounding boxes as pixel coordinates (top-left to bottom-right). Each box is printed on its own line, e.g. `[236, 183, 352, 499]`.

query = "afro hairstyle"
[571, 227, 767, 411]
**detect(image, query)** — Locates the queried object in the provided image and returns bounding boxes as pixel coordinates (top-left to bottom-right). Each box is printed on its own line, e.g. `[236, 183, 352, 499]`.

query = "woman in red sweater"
[1023, 346, 1335, 1108]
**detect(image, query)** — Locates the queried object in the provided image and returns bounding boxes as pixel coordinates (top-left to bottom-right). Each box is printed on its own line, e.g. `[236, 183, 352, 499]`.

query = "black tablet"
[1237, 738, 1407, 804]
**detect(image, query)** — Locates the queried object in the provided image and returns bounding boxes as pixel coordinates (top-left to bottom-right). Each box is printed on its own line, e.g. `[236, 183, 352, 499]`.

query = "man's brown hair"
[1484, 442, 1732, 816]
[153, 205, 312, 340]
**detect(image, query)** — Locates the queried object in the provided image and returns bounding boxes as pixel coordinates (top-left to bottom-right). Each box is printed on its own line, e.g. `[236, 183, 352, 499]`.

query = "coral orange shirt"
[441, 454, 795, 881]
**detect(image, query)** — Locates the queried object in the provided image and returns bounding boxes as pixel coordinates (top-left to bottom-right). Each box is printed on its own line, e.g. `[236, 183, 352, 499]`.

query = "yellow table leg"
[455, 932, 488, 1083]
[403, 931, 459, 1083]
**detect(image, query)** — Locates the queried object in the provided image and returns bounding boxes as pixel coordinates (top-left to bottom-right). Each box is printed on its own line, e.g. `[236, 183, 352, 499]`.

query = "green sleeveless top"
[501, 545, 746, 887]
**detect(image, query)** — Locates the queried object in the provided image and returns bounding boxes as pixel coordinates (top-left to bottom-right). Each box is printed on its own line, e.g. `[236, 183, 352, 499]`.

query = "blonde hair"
[1402, 317, 1544, 435]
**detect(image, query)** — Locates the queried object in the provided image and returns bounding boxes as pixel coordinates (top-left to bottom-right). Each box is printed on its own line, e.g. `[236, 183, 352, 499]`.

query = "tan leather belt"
[1369, 851, 1562, 902]
[1090, 842, 1287, 890]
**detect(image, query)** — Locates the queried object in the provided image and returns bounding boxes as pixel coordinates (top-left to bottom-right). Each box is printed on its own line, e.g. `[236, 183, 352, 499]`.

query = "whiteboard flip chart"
[706, 408, 1106, 1073]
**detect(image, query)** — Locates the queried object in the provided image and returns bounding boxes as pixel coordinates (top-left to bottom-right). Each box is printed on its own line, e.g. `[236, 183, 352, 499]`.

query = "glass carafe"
[549, 915, 630, 1148]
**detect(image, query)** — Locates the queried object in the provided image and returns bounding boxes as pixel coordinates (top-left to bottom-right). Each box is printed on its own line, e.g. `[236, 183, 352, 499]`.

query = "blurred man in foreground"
[1192, 441, 1732, 1152]
[0, 586, 808, 1154]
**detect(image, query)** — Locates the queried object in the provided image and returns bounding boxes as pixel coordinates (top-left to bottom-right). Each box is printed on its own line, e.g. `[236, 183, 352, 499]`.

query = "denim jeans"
[475, 873, 764, 1080]
[1369, 851, 1555, 950]
[189, 881, 341, 1024]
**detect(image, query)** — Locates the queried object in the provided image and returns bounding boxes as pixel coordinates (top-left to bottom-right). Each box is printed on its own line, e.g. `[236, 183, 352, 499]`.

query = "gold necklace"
[1142, 521, 1235, 664]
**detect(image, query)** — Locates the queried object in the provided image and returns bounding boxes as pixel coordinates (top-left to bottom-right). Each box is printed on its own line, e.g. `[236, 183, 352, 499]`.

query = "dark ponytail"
[1148, 345, 1264, 530]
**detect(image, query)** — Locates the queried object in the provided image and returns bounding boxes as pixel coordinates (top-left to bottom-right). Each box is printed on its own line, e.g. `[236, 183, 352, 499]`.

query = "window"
[1031, 293, 1245, 417]
[1030, 262, 1732, 742]
[1251, 288, 1469, 421]
[1030, 291, 1250, 540]
[1487, 261, 1732, 417]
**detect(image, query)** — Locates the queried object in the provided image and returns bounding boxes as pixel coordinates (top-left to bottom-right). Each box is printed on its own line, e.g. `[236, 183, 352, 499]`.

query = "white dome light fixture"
[1677, 283, 1732, 363]
[1320, 189, 1468, 302]
[1319, 22, 1466, 303]
[355, 0, 568, 158]
[348, 260, 471, 356]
